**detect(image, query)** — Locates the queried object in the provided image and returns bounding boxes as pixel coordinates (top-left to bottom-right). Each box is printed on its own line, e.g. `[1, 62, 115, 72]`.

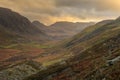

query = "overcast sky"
[0, 0, 120, 25]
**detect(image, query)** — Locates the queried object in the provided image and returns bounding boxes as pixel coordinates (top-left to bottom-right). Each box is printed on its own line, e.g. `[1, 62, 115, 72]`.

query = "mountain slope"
[24, 17, 120, 80]
[0, 7, 49, 44]
[1, 7, 120, 80]
[32, 21, 95, 40]
[50, 17, 120, 80]
[63, 19, 115, 51]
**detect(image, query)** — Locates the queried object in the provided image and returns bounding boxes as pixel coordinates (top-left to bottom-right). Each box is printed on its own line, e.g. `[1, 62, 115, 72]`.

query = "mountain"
[32, 21, 51, 34]
[24, 17, 120, 80]
[48, 17, 120, 79]
[63, 19, 114, 49]
[32, 21, 95, 40]
[0, 7, 49, 44]
[1, 7, 120, 80]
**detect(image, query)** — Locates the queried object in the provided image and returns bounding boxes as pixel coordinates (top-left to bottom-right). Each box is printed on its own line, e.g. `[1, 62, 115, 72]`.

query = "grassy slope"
[0, 42, 55, 70]
[24, 18, 120, 80]
[0, 41, 70, 80]
[62, 19, 119, 53]
[1, 18, 120, 80]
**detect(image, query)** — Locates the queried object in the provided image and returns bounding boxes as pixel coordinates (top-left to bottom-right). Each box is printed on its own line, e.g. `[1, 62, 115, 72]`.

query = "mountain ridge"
[0, 7, 50, 44]
[32, 20, 95, 40]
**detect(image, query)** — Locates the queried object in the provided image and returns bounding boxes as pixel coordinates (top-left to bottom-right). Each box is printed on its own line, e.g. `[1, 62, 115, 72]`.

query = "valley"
[0, 5, 120, 80]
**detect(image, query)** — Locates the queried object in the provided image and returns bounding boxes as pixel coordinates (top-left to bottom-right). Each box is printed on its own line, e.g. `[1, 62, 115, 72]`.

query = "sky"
[0, 0, 120, 25]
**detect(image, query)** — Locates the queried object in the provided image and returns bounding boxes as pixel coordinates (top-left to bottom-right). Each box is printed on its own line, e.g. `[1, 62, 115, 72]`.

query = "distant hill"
[32, 21, 51, 34]
[0, 7, 49, 44]
[32, 21, 95, 40]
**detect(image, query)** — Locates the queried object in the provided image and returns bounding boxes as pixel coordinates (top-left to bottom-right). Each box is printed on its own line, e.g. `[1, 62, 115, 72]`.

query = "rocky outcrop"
[0, 60, 43, 80]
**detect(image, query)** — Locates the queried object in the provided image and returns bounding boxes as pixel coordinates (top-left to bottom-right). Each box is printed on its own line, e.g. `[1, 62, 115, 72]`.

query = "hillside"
[0, 7, 49, 44]
[24, 17, 120, 80]
[33, 21, 94, 40]
[63, 19, 115, 51]
[0, 7, 53, 73]
[0, 7, 120, 80]
[25, 34, 120, 80]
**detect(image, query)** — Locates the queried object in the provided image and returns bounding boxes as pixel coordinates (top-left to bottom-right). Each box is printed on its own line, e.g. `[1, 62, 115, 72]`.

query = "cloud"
[55, 0, 120, 11]
[0, 0, 120, 25]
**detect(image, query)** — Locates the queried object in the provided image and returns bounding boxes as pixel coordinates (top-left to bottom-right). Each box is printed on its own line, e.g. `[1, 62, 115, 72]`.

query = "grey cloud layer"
[0, 0, 120, 25]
